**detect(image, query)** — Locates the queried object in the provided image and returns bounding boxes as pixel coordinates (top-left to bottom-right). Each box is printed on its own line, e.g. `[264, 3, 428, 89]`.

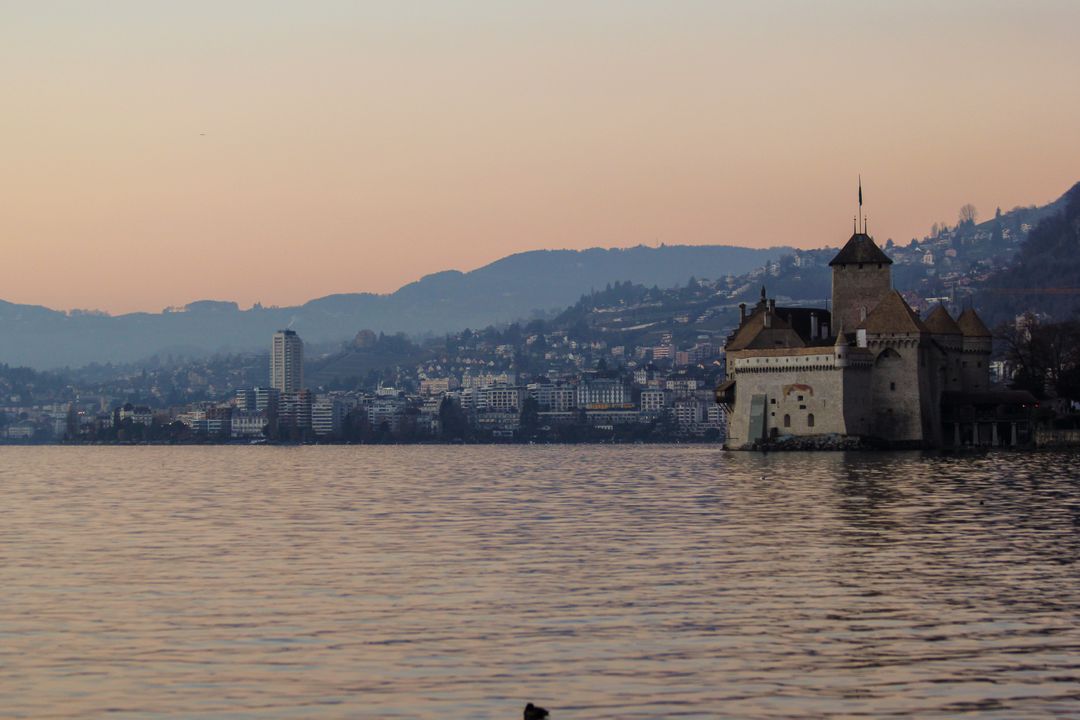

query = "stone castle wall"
[726, 364, 848, 447]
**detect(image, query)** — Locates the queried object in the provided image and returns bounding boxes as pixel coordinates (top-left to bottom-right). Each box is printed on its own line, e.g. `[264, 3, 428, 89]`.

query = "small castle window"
[783, 414, 791, 428]
[799, 404, 807, 410]
[808, 413, 815, 427]
[858, 263, 864, 269]
[797, 395, 804, 401]
[770, 398, 776, 404]
[877, 263, 882, 269]
[890, 382, 896, 391]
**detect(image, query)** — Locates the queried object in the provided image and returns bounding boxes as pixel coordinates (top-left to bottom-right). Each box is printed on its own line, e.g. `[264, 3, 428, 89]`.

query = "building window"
[799, 404, 807, 410]
[797, 395, 804, 401]
[808, 413, 815, 428]
[770, 398, 776, 404]
[783, 414, 791, 428]
[890, 382, 896, 391]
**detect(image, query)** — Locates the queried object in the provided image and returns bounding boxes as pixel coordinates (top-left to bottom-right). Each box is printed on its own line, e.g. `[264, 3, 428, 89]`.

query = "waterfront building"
[527, 382, 577, 412]
[231, 410, 269, 439]
[115, 403, 154, 427]
[368, 395, 406, 434]
[235, 388, 256, 411]
[577, 379, 631, 408]
[279, 389, 312, 431]
[270, 330, 304, 393]
[639, 388, 668, 417]
[311, 396, 345, 438]
[478, 385, 525, 413]
[253, 387, 280, 413]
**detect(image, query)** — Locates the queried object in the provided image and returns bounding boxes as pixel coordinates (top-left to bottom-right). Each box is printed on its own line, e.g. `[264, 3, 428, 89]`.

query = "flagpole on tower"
[858, 175, 864, 233]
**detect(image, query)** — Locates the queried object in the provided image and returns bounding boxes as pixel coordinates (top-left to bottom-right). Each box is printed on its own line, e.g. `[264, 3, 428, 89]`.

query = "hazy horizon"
[3, 1, 1079, 314]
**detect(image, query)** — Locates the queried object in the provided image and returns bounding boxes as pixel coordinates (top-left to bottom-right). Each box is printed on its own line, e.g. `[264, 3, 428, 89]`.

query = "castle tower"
[924, 304, 964, 392]
[829, 232, 893, 335]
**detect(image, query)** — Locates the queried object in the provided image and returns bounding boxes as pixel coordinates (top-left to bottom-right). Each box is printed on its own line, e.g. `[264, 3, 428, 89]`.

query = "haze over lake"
[2, 446, 1078, 718]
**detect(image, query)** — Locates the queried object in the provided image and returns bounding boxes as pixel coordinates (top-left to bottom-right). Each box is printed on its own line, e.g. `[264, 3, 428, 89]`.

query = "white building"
[271, 330, 304, 393]
[478, 386, 525, 413]
[232, 411, 269, 439]
[528, 382, 577, 412]
[639, 388, 668, 415]
[577, 379, 631, 408]
[311, 396, 345, 438]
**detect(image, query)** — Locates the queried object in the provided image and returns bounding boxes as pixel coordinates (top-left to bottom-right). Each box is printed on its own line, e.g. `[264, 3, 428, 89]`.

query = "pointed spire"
[858, 175, 866, 233]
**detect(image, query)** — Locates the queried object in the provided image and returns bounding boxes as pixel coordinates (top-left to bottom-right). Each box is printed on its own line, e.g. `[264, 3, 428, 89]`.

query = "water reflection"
[0, 446, 1077, 718]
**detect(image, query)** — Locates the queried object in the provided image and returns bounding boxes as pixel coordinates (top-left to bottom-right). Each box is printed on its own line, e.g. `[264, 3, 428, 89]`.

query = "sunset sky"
[2, 0, 1079, 314]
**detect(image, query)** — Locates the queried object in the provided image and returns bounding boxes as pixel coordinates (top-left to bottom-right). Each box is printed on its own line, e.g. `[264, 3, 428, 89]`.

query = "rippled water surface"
[1, 446, 1079, 718]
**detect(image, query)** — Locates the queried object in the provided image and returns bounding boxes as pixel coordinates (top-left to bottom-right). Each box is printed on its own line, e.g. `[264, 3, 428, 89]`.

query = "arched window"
[807, 413, 815, 428]
[783, 414, 791, 428]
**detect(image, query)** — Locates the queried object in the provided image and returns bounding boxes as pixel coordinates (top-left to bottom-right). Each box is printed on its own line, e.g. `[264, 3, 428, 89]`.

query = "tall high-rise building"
[270, 330, 304, 393]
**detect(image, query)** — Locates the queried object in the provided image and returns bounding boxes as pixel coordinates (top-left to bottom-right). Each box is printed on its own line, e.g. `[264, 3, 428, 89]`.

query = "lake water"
[1, 446, 1078, 719]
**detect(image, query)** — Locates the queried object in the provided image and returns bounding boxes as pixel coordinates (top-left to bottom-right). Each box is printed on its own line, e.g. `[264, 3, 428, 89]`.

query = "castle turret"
[957, 307, 992, 392]
[924, 304, 964, 391]
[829, 233, 893, 335]
[834, 325, 850, 367]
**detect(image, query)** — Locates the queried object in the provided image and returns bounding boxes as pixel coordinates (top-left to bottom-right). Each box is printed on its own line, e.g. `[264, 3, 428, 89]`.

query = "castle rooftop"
[924, 305, 962, 335]
[829, 233, 893, 266]
[858, 290, 928, 334]
[957, 307, 992, 338]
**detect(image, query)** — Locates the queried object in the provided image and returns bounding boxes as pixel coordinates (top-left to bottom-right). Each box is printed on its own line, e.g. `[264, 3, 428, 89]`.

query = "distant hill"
[976, 181, 1080, 325]
[0, 244, 789, 369]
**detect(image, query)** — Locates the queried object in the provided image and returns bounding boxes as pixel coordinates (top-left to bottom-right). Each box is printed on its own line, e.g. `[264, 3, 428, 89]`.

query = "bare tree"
[959, 203, 978, 225]
[996, 313, 1080, 399]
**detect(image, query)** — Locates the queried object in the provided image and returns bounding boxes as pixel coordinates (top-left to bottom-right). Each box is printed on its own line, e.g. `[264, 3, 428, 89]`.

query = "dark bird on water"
[524, 702, 549, 719]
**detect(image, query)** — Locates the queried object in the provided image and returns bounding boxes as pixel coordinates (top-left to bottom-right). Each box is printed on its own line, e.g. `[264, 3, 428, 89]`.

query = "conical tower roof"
[957, 307, 992, 338]
[924, 304, 962, 335]
[829, 233, 893, 266]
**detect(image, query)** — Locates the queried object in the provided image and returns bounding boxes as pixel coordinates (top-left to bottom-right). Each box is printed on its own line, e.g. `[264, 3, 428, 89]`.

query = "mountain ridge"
[0, 244, 790, 368]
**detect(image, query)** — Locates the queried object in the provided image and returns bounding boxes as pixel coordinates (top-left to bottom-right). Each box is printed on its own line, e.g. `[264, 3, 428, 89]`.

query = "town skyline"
[3, 1, 1080, 313]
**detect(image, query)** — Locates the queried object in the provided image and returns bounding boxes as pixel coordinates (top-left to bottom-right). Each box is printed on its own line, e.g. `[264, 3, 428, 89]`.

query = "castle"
[718, 227, 1035, 448]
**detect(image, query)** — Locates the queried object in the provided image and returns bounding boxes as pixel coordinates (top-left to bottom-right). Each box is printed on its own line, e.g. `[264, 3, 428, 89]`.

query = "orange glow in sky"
[2, 1, 1079, 313]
